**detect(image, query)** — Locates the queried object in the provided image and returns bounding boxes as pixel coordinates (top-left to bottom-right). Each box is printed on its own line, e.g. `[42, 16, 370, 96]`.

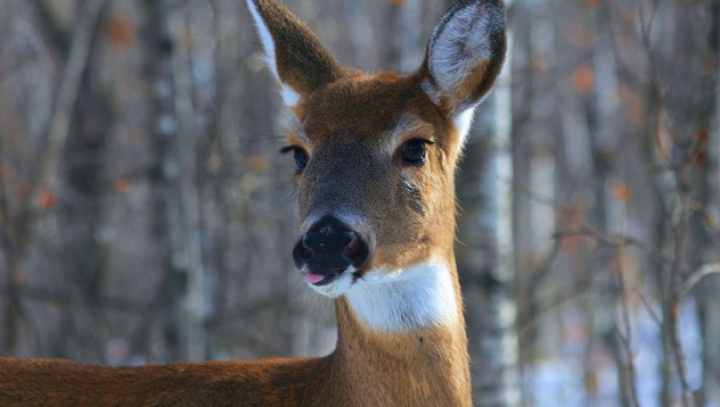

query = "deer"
[0, 0, 506, 405]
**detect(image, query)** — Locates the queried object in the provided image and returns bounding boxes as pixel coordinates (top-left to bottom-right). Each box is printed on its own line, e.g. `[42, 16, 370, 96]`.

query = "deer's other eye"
[399, 139, 433, 167]
[280, 146, 309, 174]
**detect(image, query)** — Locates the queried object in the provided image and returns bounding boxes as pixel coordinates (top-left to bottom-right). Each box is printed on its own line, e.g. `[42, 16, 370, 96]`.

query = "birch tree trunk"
[169, 11, 207, 362]
[458, 4, 522, 404]
[58, 47, 113, 362]
[140, 0, 187, 362]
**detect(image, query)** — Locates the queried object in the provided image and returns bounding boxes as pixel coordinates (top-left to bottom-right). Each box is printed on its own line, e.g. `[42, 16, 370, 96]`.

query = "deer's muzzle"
[293, 216, 370, 285]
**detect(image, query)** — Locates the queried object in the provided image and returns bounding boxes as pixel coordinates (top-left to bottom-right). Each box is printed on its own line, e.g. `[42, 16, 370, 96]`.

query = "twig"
[683, 262, 720, 296]
[614, 247, 641, 407]
[665, 200, 695, 407]
[553, 227, 674, 267]
[20, 0, 107, 230]
[29, 0, 71, 53]
[0, 284, 146, 314]
[518, 266, 595, 335]
[636, 289, 662, 328]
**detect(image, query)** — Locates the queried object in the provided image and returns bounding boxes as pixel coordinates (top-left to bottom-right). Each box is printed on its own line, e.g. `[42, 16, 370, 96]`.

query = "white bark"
[169, 11, 207, 363]
[475, 12, 522, 406]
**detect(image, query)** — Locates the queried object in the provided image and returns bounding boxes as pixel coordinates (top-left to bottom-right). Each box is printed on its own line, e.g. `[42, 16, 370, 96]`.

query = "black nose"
[293, 216, 369, 275]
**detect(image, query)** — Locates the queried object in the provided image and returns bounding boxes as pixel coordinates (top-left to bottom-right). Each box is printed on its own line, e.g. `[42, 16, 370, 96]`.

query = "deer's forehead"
[299, 75, 441, 144]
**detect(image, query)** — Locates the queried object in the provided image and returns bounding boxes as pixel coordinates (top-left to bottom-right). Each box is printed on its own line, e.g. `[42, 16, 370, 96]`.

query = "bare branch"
[684, 263, 720, 296]
[29, 0, 71, 54]
[20, 0, 108, 233]
[0, 285, 146, 314]
[614, 248, 641, 407]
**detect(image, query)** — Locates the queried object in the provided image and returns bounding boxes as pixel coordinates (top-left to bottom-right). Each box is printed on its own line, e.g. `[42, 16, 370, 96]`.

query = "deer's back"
[0, 357, 330, 407]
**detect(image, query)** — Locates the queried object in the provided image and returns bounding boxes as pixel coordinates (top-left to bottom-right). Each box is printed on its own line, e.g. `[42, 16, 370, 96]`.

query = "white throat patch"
[344, 260, 459, 332]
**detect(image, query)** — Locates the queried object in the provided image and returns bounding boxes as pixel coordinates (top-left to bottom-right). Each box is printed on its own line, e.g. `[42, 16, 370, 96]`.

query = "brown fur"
[0, 0, 505, 405]
[250, 0, 350, 94]
[290, 73, 460, 271]
[0, 298, 467, 406]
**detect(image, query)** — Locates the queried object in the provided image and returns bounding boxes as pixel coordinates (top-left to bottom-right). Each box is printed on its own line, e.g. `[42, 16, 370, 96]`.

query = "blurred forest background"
[0, 0, 718, 406]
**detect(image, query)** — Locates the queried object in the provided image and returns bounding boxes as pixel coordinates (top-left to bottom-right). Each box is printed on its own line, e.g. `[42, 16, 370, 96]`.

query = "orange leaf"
[37, 188, 57, 210]
[694, 150, 709, 169]
[532, 55, 549, 75]
[613, 249, 632, 274]
[610, 183, 632, 202]
[114, 179, 132, 193]
[704, 212, 719, 230]
[13, 268, 26, 285]
[695, 128, 709, 144]
[247, 156, 269, 173]
[572, 64, 595, 95]
[104, 16, 135, 50]
[0, 162, 15, 180]
[585, 369, 599, 398]
[617, 84, 648, 130]
[703, 57, 715, 74]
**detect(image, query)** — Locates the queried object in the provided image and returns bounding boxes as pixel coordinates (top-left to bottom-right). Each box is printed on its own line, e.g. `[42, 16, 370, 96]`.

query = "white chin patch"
[344, 259, 459, 332]
[305, 267, 356, 298]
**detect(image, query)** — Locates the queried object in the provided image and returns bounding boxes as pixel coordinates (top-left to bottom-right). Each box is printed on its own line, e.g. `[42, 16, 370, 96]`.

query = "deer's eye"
[280, 146, 309, 174]
[400, 139, 433, 167]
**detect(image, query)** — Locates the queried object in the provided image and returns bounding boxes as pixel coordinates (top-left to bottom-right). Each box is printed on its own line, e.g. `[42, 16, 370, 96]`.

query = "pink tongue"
[305, 273, 326, 284]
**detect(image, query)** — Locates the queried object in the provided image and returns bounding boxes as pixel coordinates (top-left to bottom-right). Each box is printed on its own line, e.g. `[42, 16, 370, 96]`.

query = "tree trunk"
[140, 0, 187, 362]
[458, 7, 522, 404]
[168, 10, 207, 362]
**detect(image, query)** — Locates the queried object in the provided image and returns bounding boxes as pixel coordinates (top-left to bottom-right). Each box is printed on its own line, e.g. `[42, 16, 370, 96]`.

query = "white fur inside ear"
[246, 0, 279, 80]
[453, 108, 476, 145]
[429, 5, 493, 94]
[344, 260, 459, 332]
[281, 84, 301, 107]
[246, 0, 302, 107]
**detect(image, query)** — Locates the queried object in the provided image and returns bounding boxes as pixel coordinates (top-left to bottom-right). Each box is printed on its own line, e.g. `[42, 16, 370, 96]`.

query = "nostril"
[342, 233, 369, 266]
[343, 235, 360, 257]
[300, 245, 313, 260]
[338, 232, 354, 249]
[293, 239, 314, 267]
[301, 235, 313, 253]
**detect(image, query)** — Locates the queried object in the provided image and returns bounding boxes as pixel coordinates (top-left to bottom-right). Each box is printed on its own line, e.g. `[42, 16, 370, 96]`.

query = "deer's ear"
[418, 0, 506, 137]
[246, 0, 345, 109]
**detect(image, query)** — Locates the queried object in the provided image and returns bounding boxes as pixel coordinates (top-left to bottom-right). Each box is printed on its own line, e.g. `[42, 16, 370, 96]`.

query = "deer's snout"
[293, 216, 370, 281]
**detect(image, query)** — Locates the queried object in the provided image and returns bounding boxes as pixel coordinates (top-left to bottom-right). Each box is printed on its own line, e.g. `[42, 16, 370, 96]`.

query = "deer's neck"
[327, 259, 471, 407]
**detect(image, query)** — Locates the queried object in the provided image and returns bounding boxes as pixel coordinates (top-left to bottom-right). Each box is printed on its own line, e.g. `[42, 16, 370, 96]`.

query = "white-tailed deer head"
[247, 0, 505, 311]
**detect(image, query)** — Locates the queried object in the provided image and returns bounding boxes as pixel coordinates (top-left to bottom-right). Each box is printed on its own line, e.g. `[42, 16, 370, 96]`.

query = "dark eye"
[400, 139, 432, 167]
[280, 146, 309, 174]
